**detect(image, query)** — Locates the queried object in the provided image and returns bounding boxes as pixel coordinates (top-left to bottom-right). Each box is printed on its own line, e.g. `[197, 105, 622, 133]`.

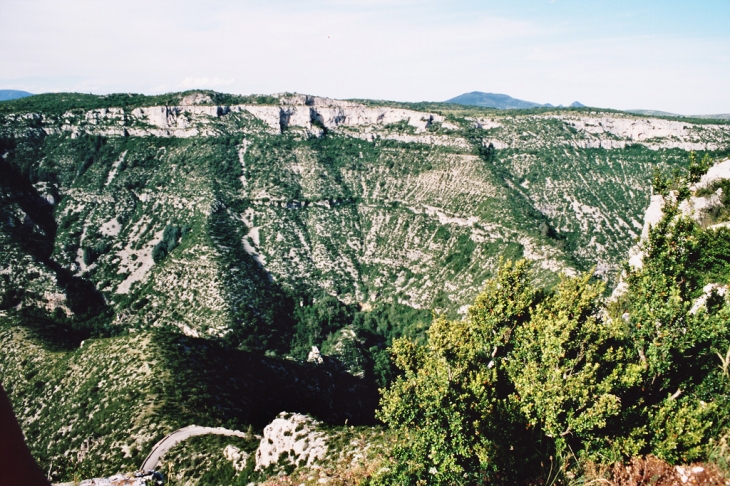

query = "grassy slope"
[0, 319, 376, 482]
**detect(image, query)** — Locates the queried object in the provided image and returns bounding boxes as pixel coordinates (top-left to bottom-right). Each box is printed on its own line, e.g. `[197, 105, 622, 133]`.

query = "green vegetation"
[0, 324, 377, 482]
[3, 91, 721, 345]
[152, 225, 182, 263]
[160, 435, 258, 486]
[0, 90, 281, 115]
[290, 296, 431, 386]
[1, 92, 730, 484]
[375, 159, 730, 484]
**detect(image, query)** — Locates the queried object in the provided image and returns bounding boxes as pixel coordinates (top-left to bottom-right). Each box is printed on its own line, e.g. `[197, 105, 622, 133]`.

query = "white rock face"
[563, 115, 730, 151]
[53, 94, 448, 138]
[255, 412, 328, 470]
[627, 159, 730, 271]
[54, 471, 163, 486]
[679, 190, 723, 220]
[624, 194, 666, 270]
[307, 345, 324, 364]
[693, 159, 730, 190]
[690, 283, 728, 315]
[223, 444, 249, 471]
[613, 158, 730, 299]
[243, 102, 444, 134]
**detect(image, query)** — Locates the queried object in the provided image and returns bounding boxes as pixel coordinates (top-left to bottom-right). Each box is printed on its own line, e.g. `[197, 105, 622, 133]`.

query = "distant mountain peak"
[0, 90, 33, 102]
[445, 92, 545, 109]
[445, 91, 586, 110]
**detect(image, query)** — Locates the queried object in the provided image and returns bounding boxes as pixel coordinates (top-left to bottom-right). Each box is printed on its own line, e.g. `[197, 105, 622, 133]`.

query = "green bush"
[376, 261, 547, 484]
[152, 224, 181, 263]
[376, 157, 730, 483]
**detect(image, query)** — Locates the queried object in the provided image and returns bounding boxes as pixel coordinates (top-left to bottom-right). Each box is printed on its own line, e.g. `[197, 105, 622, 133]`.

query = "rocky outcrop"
[38, 95, 450, 138]
[54, 471, 163, 486]
[469, 113, 730, 152]
[223, 445, 249, 472]
[255, 413, 328, 471]
[628, 158, 730, 271]
[307, 345, 324, 364]
[612, 158, 730, 300]
[563, 115, 730, 151]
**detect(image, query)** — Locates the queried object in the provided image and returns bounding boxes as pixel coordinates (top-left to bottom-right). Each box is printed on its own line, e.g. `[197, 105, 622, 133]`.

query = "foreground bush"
[375, 157, 730, 484]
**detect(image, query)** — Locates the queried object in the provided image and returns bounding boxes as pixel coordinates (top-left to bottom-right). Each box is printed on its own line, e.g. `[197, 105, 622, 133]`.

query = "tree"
[506, 273, 633, 463]
[376, 261, 547, 484]
[610, 189, 730, 463]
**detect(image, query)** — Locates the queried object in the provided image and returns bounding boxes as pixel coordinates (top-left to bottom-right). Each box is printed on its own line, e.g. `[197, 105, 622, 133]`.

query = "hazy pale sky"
[1, 0, 729, 114]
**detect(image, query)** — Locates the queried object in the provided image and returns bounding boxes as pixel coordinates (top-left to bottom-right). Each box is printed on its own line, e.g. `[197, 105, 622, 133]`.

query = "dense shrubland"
[289, 296, 431, 386]
[374, 158, 730, 484]
[0, 90, 281, 115]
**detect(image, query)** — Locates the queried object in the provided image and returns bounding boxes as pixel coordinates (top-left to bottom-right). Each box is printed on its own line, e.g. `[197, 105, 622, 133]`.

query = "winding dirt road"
[140, 425, 249, 471]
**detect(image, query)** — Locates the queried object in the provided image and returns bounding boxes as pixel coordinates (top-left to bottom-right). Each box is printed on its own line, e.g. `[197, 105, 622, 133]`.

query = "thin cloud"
[0, 0, 728, 113]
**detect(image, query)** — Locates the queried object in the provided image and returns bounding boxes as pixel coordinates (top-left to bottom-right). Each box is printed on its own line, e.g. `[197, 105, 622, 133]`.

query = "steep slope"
[471, 112, 730, 272]
[0, 320, 375, 482]
[1, 92, 729, 345]
[0, 93, 568, 347]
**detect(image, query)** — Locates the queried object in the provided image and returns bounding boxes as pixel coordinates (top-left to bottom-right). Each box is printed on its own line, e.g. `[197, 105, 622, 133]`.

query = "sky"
[1, 0, 729, 114]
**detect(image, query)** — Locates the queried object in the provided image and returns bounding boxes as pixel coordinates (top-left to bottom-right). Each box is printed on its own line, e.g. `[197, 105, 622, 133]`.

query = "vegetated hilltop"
[1, 90, 730, 481]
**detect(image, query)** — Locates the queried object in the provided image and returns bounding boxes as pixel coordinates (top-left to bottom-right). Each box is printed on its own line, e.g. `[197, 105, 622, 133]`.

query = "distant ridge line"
[627, 109, 730, 120]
